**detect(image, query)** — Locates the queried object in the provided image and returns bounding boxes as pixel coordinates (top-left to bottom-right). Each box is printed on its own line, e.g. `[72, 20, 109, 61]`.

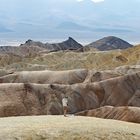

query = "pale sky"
[0, 0, 140, 45]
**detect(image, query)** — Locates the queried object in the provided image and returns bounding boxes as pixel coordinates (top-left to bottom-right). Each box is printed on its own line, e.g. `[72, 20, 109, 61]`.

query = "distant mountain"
[21, 37, 84, 52]
[20, 39, 46, 48]
[0, 40, 46, 56]
[47, 37, 83, 51]
[0, 37, 84, 56]
[86, 36, 133, 51]
[0, 36, 134, 56]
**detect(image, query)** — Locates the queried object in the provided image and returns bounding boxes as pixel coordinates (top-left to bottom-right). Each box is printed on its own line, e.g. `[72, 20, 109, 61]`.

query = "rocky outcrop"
[75, 106, 140, 123]
[86, 36, 133, 51]
[0, 83, 60, 117]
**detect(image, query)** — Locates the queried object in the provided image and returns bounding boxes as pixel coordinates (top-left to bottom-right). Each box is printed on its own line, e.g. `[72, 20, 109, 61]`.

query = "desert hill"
[0, 45, 139, 71]
[85, 36, 133, 51]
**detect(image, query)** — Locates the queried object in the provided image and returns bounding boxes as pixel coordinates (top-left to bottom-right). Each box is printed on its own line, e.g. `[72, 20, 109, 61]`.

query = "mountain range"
[0, 36, 133, 56]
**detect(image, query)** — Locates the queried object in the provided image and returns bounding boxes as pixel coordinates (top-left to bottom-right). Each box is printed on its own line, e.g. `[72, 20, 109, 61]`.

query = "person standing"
[62, 96, 68, 117]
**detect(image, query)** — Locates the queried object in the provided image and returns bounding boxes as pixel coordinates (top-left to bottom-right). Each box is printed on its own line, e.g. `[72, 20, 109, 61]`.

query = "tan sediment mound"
[114, 65, 140, 74]
[0, 72, 140, 121]
[75, 106, 140, 123]
[2, 65, 140, 84]
[0, 69, 122, 84]
[0, 116, 140, 140]
[83, 70, 121, 83]
[0, 69, 88, 84]
[0, 69, 121, 84]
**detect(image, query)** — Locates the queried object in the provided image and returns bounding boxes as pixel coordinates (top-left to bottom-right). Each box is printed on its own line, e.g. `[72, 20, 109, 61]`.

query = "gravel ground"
[0, 115, 140, 140]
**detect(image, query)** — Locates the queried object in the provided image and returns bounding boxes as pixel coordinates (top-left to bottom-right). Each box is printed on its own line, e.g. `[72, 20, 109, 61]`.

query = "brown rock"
[75, 106, 140, 123]
[0, 71, 139, 121]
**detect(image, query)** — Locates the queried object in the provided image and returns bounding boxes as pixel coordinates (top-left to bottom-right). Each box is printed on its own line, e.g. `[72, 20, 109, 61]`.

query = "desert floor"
[0, 115, 140, 140]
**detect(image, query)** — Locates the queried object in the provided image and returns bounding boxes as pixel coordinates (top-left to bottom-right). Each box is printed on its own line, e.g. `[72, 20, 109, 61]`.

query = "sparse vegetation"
[0, 45, 139, 71]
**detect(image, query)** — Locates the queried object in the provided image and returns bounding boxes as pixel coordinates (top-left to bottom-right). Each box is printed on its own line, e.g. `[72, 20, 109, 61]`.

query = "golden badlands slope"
[0, 45, 140, 71]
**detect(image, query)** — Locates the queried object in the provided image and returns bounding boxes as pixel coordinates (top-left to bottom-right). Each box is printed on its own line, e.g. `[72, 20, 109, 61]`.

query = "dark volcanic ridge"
[86, 36, 133, 51]
[20, 37, 83, 52]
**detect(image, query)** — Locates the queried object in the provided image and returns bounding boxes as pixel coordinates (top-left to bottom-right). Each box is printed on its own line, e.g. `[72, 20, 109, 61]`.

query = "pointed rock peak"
[25, 39, 33, 44]
[20, 39, 34, 46]
[49, 37, 84, 51]
[66, 37, 79, 44]
[68, 37, 75, 41]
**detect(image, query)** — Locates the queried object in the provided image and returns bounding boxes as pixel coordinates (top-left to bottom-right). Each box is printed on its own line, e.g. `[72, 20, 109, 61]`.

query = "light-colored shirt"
[62, 98, 68, 107]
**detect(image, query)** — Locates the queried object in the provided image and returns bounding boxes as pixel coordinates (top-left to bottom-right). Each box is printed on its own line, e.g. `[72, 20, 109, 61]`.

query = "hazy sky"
[0, 0, 140, 45]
